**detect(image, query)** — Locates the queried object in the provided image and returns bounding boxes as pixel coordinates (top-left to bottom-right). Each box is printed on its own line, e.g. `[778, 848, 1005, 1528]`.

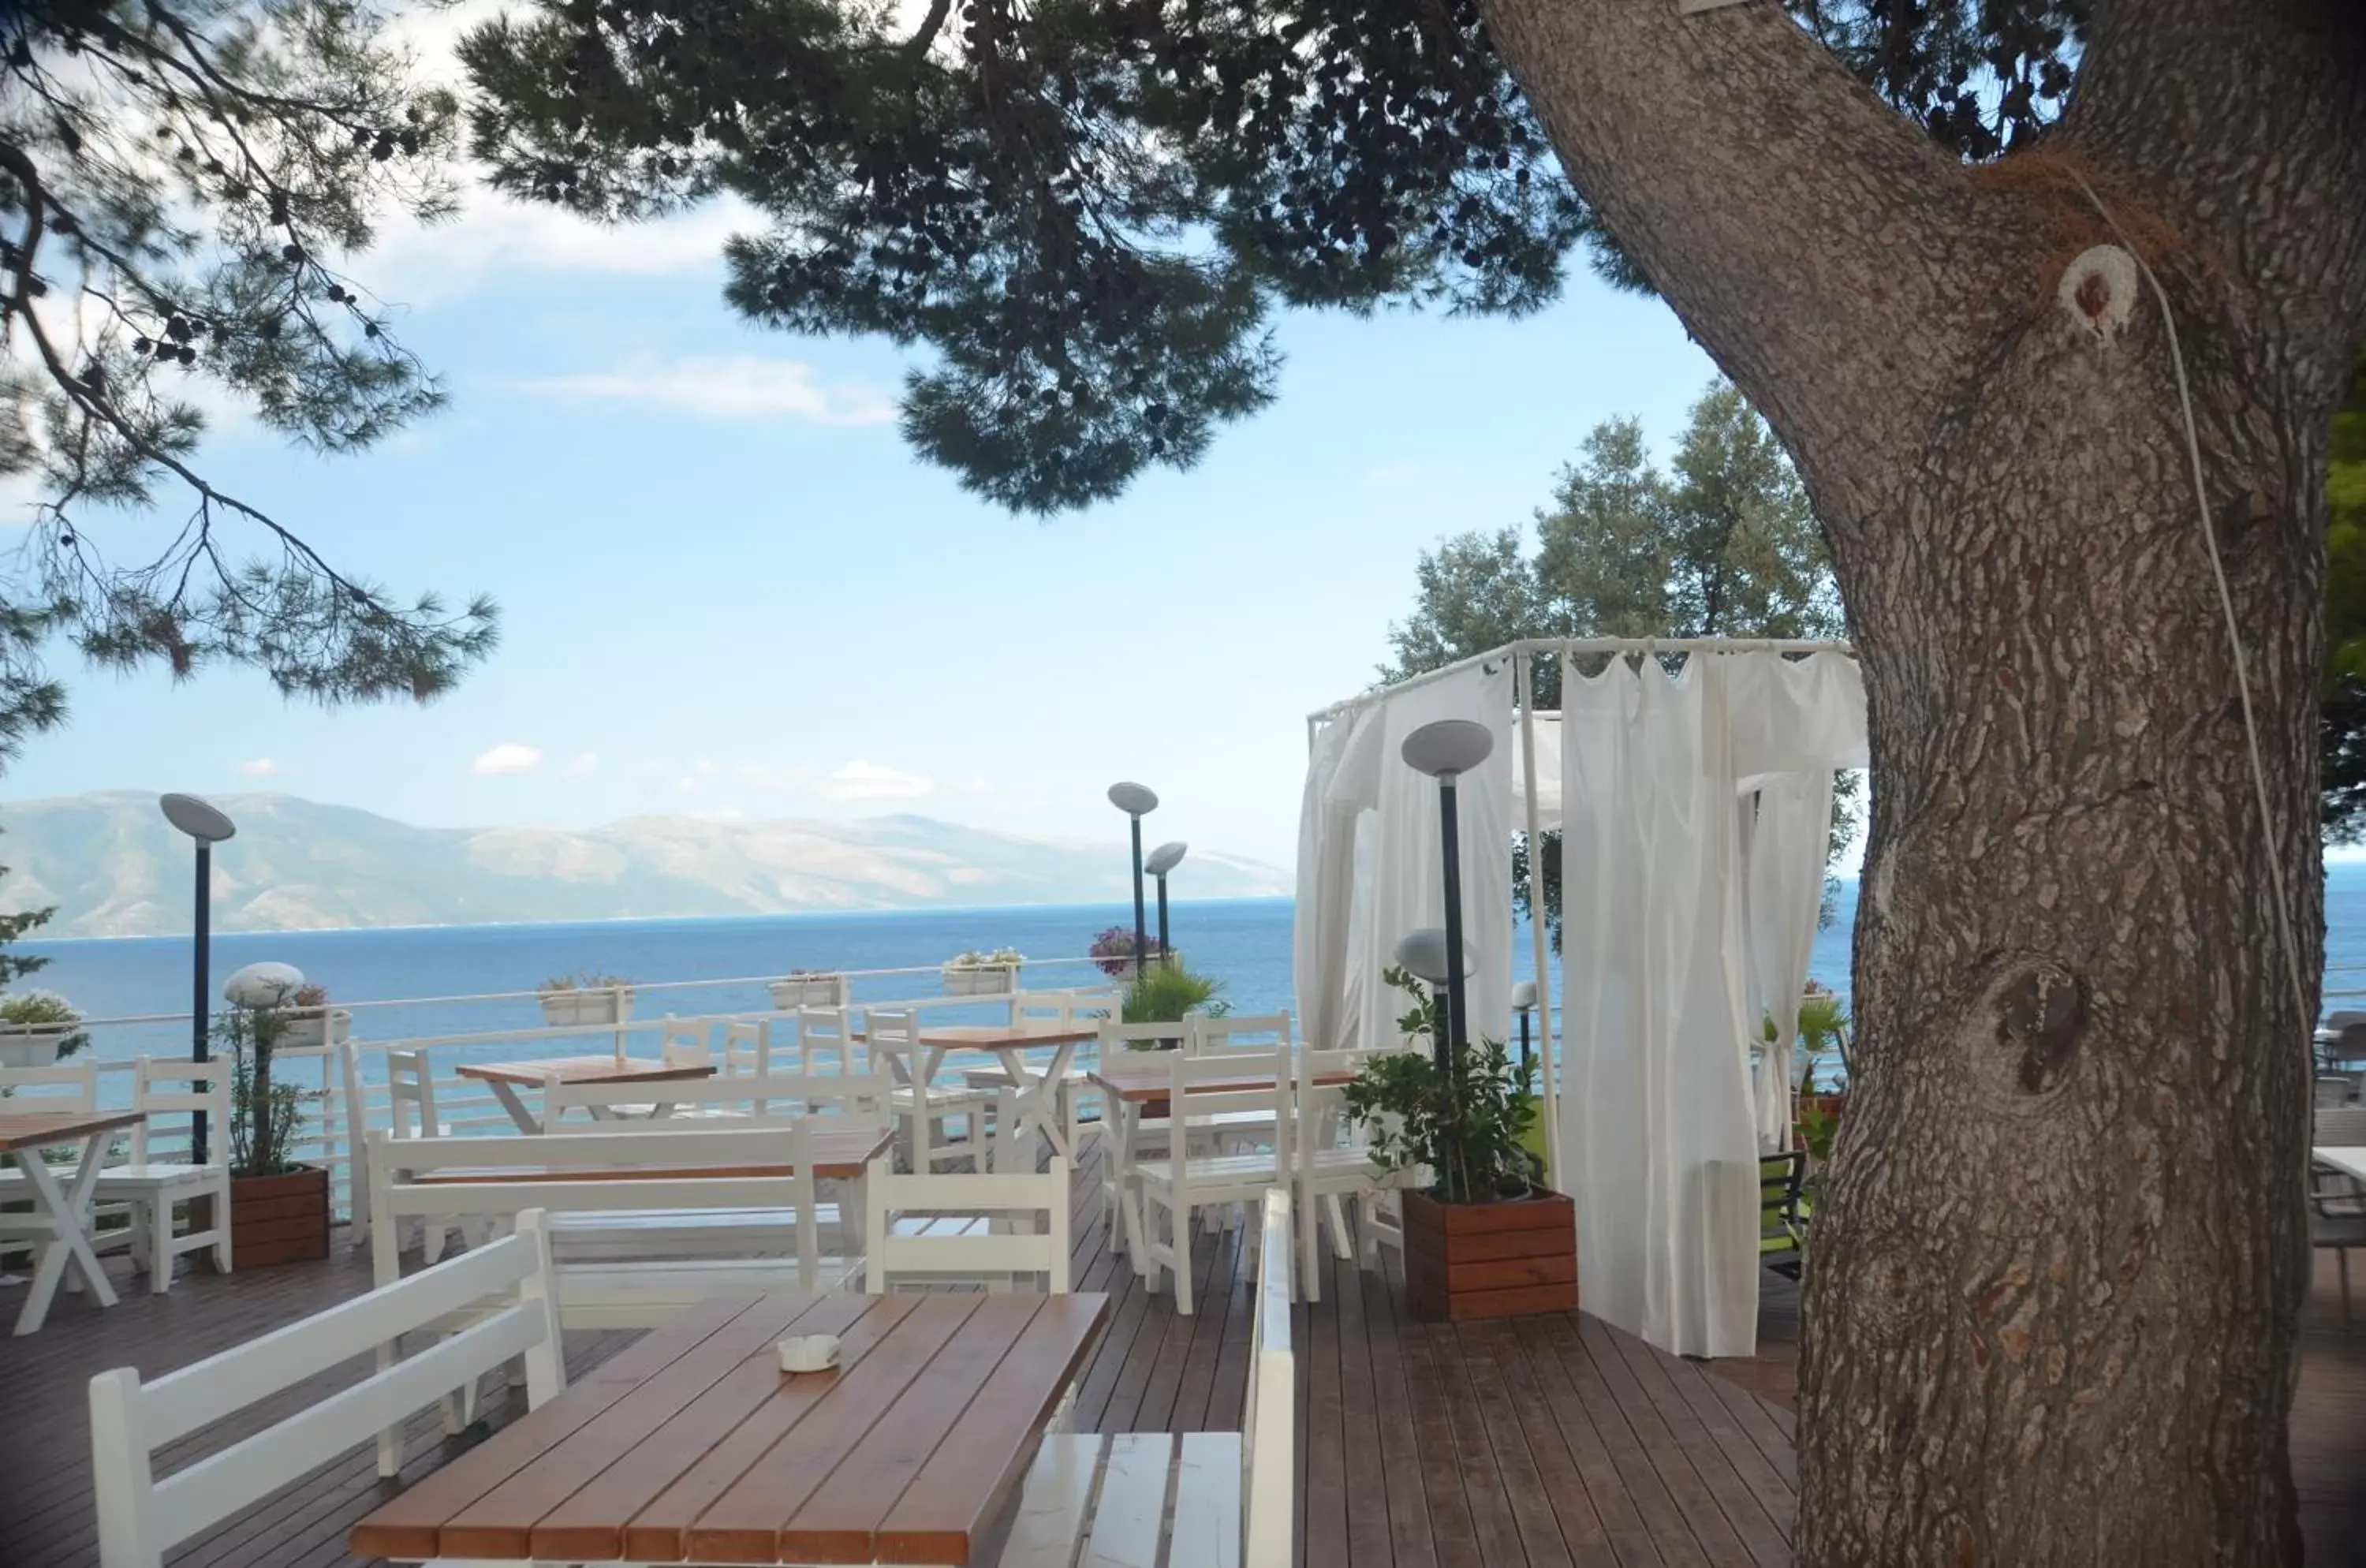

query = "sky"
[0, 21, 1726, 872]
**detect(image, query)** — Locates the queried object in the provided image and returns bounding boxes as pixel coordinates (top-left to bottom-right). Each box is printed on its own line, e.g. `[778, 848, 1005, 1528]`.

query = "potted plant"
[1090, 926, 1179, 983]
[277, 983, 352, 1051]
[539, 971, 636, 1026]
[215, 1002, 332, 1266]
[1793, 982, 1852, 1130]
[1342, 968, 1575, 1321]
[1119, 964, 1228, 1034]
[770, 968, 849, 1010]
[941, 948, 1024, 996]
[0, 990, 90, 1066]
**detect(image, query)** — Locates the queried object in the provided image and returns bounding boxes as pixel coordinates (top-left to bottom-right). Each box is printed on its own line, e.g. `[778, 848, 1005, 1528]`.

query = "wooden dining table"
[862, 1023, 1101, 1163]
[351, 1289, 1112, 1565]
[455, 1055, 716, 1133]
[0, 1108, 145, 1334]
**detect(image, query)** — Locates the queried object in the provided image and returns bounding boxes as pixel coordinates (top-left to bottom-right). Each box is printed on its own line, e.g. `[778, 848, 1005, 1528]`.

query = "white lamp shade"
[160, 793, 236, 843]
[1399, 719, 1495, 778]
[224, 961, 304, 1010]
[1511, 980, 1539, 1012]
[1393, 927, 1478, 985]
[1106, 781, 1159, 816]
[1146, 841, 1189, 877]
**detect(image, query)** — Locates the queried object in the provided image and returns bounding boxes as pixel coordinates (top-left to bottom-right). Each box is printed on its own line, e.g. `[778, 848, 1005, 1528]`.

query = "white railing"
[9, 954, 1146, 1230]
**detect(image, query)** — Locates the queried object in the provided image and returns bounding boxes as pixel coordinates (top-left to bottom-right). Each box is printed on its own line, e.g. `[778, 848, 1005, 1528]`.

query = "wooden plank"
[1442, 1254, 1578, 1293]
[1397, 1307, 1486, 1568]
[0, 1110, 142, 1152]
[1364, 1254, 1439, 1568]
[648, 1295, 987, 1563]
[994, 1433, 1106, 1568]
[1079, 1432, 1175, 1568]
[454, 1056, 715, 1087]
[1518, 1313, 1691, 1568]
[1474, 1320, 1621, 1568]
[1424, 1321, 1556, 1567]
[349, 1297, 767, 1560]
[876, 1294, 1114, 1563]
[1569, 1316, 1752, 1568]
[1170, 1432, 1245, 1568]
[1401, 1192, 1574, 1238]
[1403, 1226, 1585, 1265]
[783, 1294, 1048, 1562]
[1605, 1329, 1793, 1566]
[1407, 1280, 1580, 1321]
[1303, 1243, 1349, 1568]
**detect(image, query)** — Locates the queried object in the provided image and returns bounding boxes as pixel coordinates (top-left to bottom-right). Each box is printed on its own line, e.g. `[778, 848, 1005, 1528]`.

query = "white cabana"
[1296, 638, 1867, 1359]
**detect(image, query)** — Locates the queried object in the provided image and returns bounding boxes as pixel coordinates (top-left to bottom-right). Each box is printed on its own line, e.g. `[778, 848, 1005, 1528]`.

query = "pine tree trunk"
[1471, 1, 2365, 1560]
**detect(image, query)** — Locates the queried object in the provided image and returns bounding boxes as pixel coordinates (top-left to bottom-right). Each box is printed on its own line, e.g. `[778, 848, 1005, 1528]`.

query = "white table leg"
[483, 1080, 541, 1133]
[14, 1133, 121, 1335]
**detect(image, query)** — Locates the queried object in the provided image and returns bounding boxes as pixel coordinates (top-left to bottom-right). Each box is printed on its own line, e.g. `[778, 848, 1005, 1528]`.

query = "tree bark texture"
[1472, 0, 2366, 1562]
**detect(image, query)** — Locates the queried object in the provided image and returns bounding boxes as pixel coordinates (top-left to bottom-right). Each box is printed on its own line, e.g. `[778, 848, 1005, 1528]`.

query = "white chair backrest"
[795, 1006, 856, 1074]
[2318, 1104, 2366, 1147]
[385, 1049, 438, 1140]
[722, 1017, 772, 1077]
[1168, 1047, 1292, 1146]
[1293, 1048, 1371, 1163]
[864, 1155, 1071, 1293]
[868, 1009, 924, 1087]
[659, 1018, 712, 1071]
[126, 1058, 230, 1167]
[368, 1122, 819, 1225]
[1099, 1019, 1189, 1055]
[0, 1060, 97, 1113]
[1241, 1188, 1294, 1567]
[538, 1070, 894, 1129]
[88, 1209, 564, 1568]
[1007, 991, 1071, 1026]
[1190, 1011, 1293, 1058]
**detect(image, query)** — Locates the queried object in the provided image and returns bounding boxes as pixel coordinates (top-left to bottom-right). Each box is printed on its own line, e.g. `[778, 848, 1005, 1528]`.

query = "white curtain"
[1741, 772, 1838, 1149]
[1293, 712, 1364, 1051]
[1560, 651, 1762, 1358]
[1357, 662, 1516, 1055]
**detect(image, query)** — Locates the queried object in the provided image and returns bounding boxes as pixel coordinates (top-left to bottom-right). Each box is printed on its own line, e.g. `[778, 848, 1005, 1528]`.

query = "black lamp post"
[1106, 782, 1159, 981]
[1399, 719, 1495, 1065]
[1145, 841, 1187, 965]
[159, 793, 236, 1163]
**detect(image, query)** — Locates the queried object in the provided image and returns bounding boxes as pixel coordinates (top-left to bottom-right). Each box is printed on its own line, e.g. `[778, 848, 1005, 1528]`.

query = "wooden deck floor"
[1, 1153, 2358, 1566]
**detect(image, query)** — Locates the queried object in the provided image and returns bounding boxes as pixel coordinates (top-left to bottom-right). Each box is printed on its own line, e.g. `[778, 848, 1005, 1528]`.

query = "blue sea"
[21, 864, 2366, 1066]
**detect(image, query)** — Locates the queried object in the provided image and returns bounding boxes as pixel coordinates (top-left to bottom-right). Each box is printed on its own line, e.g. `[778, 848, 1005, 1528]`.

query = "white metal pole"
[1514, 648, 1561, 1187]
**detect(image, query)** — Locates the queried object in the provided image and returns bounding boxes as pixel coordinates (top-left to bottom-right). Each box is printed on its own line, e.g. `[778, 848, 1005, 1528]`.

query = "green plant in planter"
[215, 1006, 309, 1178]
[0, 989, 91, 1057]
[539, 970, 633, 992]
[1120, 963, 1230, 1029]
[1342, 968, 1545, 1204]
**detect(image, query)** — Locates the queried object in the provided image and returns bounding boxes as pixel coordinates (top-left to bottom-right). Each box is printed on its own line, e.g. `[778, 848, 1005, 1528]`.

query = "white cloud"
[472, 743, 545, 777]
[507, 356, 898, 427]
[239, 758, 281, 778]
[562, 751, 599, 777]
[815, 760, 934, 803]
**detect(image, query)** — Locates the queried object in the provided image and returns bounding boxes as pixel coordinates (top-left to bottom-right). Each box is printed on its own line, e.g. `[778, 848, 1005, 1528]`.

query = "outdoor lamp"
[160, 793, 235, 1162]
[225, 961, 303, 1010]
[1106, 782, 1159, 981]
[1512, 979, 1539, 1074]
[1394, 927, 1477, 1069]
[1145, 841, 1188, 966]
[1400, 719, 1495, 1066]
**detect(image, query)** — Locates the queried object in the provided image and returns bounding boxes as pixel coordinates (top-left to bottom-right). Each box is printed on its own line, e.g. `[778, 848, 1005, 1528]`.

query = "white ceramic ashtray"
[777, 1334, 841, 1373]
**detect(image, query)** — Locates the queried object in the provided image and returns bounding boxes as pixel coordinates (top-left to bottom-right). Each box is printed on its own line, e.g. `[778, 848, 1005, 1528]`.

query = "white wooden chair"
[872, 1008, 999, 1172]
[1134, 1049, 1292, 1314]
[368, 1122, 855, 1325]
[795, 1005, 860, 1074]
[1290, 1048, 1413, 1301]
[88, 1058, 233, 1292]
[539, 1069, 894, 1130]
[0, 1062, 102, 1274]
[864, 1154, 1072, 1294]
[998, 1188, 1294, 1568]
[88, 1209, 565, 1566]
[659, 1017, 713, 1070]
[721, 1017, 773, 1078]
[383, 1047, 471, 1261]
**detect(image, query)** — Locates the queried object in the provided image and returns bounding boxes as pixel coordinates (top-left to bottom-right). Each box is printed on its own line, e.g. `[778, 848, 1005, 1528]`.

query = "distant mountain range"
[0, 792, 1291, 938]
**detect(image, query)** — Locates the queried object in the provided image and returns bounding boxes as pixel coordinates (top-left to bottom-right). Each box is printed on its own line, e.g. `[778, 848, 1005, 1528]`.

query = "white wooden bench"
[366, 1122, 872, 1327]
[998, 1188, 1293, 1568]
[88, 1210, 564, 1566]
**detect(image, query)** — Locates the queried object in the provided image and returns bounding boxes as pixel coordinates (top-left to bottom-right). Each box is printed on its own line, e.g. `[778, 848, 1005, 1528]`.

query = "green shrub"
[0, 990, 90, 1058]
[1120, 964, 1228, 1027]
[1341, 968, 1545, 1204]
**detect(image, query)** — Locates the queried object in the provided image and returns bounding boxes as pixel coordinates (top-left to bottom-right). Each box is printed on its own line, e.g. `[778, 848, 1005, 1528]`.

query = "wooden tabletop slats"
[876, 1294, 1112, 1563]
[454, 1056, 716, 1087]
[1086, 1058, 1357, 1104]
[0, 1110, 144, 1153]
[352, 1290, 1109, 1566]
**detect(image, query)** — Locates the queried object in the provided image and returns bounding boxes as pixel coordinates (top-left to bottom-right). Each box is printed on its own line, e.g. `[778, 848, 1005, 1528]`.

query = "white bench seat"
[999, 1188, 1293, 1568]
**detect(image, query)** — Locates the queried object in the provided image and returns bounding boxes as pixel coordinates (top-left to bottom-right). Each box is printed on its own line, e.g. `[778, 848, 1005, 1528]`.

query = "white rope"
[2071, 175, 2316, 1070]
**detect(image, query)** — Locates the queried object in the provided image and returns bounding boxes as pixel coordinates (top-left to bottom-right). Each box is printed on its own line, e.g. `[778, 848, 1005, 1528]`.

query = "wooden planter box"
[942, 966, 1018, 997]
[1403, 1187, 1577, 1321]
[770, 975, 849, 1010]
[226, 1164, 331, 1268]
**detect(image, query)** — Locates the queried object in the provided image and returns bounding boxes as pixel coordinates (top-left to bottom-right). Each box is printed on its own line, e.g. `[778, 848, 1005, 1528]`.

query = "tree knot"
[2057, 245, 2140, 340]
[1998, 962, 2088, 1093]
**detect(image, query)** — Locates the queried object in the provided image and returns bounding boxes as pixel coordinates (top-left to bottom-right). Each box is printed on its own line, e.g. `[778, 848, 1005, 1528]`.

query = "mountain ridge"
[0, 791, 1291, 938]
